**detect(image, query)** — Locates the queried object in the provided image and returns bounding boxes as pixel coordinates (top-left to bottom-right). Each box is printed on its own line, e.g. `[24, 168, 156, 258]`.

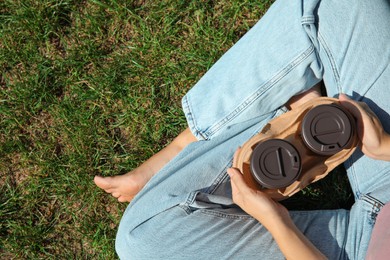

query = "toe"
[94, 176, 112, 191]
[112, 192, 120, 198]
[118, 196, 129, 203]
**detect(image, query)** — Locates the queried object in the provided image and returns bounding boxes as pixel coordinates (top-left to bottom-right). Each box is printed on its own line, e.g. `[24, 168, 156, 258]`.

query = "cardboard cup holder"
[233, 97, 358, 200]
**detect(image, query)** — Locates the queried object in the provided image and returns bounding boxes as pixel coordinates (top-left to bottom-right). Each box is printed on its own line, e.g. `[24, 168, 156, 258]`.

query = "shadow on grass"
[282, 165, 354, 211]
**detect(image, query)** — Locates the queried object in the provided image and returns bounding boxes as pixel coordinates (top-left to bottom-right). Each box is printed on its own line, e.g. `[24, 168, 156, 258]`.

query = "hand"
[227, 167, 291, 230]
[339, 94, 390, 161]
[228, 167, 326, 260]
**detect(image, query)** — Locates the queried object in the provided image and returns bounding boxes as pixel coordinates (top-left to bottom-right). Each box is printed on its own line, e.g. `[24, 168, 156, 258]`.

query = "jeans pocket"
[185, 191, 252, 219]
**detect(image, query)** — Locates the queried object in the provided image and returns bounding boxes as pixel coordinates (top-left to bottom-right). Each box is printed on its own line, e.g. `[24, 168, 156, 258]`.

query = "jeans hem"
[203, 45, 316, 139]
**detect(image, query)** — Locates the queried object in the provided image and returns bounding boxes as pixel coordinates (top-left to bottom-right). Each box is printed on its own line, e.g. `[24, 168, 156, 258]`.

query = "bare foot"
[94, 170, 151, 202]
[94, 128, 198, 202]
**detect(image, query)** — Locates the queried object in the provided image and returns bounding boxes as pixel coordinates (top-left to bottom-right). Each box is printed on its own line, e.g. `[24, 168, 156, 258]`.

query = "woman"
[94, 0, 390, 258]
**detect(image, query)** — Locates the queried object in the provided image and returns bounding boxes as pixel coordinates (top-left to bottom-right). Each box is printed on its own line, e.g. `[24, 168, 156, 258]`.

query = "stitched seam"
[184, 191, 198, 206]
[204, 153, 235, 194]
[180, 191, 199, 215]
[360, 194, 384, 223]
[361, 194, 385, 208]
[178, 204, 192, 215]
[345, 154, 360, 198]
[341, 210, 349, 258]
[198, 209, 254, 220]
[205, 111, 279, 195]
[203, 45, 315, 139]
[301, 16, 315, 24]
[318, 30, 341, 92]
[207, 168, 229, 194]
[182, 95, 207, 140]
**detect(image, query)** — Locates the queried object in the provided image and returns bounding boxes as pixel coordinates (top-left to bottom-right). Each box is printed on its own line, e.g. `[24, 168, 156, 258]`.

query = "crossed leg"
[94, 128, 197, 202]
[94, 84, 322, 202]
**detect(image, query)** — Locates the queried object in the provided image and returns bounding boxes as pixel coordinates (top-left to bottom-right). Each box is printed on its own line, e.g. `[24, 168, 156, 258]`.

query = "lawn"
[0, 0, 352, 258]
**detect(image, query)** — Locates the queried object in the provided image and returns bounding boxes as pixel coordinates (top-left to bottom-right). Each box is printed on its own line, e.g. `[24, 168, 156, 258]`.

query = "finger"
[232, 147, 242, 166]
[339, 94, 382, 130]
[227, 168, 251, 194]
[339, 93, 377, 118]
[360, 103, 378, 118]
[338, 94, 365, 119]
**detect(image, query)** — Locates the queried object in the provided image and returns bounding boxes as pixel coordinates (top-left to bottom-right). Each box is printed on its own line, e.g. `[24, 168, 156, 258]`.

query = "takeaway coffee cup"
[301, 103, 355, 156]
[249, 103, 355, 189]
[234, 97, 358, 198]
[250, 139, 301, 189]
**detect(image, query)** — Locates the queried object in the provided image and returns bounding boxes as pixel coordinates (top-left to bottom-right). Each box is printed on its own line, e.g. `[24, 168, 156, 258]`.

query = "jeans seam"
[301, 16, 315, 24]
[207, 167, 230, 195]
[180, 191, 199, 215]
[318, 30, 341, 93]
[360, 194, 385, 208]
[178, 204, 192, 215]
[181, 192, 253, 220]
[360, 194, 384, 224]
[182, 95, 207, 140]
[202, 45, 315, 140]
[345, 154, 360, 198]
[197, 209, 254, 220]
[205, 110, 280, 195]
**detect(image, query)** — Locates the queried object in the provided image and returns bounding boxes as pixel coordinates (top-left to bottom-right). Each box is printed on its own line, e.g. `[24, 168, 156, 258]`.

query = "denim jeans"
[116, 0, 390, 259]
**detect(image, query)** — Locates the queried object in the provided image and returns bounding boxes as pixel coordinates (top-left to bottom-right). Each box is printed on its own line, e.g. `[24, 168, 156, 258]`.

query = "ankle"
[171, 128, 197, 149]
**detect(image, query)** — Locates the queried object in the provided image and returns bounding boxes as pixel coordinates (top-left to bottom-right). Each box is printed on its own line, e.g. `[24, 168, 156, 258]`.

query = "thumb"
[338, 93, 374, 123]
[338, 93, 361, 119]
[227, 168, 251, 194]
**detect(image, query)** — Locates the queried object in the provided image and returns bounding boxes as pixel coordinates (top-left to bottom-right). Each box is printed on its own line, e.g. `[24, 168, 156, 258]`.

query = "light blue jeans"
[116, 0, 390, 259]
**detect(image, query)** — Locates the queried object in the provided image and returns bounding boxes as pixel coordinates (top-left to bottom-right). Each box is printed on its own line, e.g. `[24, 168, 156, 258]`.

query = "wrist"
[378, 132, 390, 161]
[368, 131, 390, 161]
[264, 216, 294, 235]
[265, 217, 327, 260]
[258, 212, 294, 235]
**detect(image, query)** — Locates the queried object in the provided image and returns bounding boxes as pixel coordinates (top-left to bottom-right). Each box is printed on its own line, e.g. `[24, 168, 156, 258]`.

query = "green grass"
[0, 0, 352, 258]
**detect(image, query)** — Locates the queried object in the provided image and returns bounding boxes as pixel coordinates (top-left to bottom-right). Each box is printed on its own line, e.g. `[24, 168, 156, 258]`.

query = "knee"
[115, 206, 188, 259]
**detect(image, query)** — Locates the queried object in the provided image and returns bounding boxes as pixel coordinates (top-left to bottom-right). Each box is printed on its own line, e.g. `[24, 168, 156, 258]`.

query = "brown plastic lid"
[301, 104, 354, 155]
[250, 139, 301, 189]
